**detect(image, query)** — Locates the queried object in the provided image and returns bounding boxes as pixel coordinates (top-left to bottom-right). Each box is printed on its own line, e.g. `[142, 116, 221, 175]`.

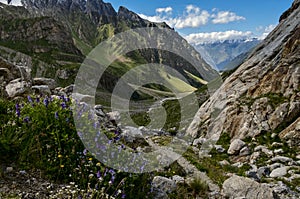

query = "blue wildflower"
[61, 102, 67, 109]
[121, 193, 126, 198]
[43, 98, 49, 108]
[96, 170, 101, 178]
[83, 149, 87, 156]
[27, 96, 33, 103]
[55, 112, 59, 119]
[23, 116, 30, 123]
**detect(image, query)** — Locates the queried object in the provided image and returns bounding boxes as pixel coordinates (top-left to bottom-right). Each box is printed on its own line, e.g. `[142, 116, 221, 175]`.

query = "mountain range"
[0, 0, 217, 100]
[193, 38, 261, 71]
[0, 0, 299, 198]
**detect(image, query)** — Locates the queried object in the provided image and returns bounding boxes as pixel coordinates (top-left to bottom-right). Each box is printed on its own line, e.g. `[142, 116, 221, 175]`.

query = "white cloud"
[139, 5, 246, 29]
[0, 0, 22, 6]
[139, 5, 210, 29]
[186, 4, 200, 14]
[156, 7, 173, 14]
[211, 11, 245, 24]
[185, 30, 253, 44]
[138, 13, 167, 24]
[256, 24, 277, 40]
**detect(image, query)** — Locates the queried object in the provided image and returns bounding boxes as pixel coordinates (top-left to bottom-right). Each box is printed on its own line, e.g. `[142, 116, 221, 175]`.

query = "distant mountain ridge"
[193, 38, 260, 71]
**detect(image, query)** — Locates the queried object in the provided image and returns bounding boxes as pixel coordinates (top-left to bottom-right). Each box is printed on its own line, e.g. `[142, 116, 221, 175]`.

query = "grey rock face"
[222, 175, 278, 199]
[186, 0, 300, 143]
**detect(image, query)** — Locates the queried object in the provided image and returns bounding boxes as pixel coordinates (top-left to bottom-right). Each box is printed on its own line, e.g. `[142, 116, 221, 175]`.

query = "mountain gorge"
[0, 0, 216, 100]
[0, 0, 299, 198]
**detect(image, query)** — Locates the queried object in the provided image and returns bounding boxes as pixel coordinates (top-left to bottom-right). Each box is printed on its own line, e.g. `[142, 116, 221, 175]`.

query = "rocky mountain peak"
[21, 0, 117, 17]
[117, 6, 142, 21]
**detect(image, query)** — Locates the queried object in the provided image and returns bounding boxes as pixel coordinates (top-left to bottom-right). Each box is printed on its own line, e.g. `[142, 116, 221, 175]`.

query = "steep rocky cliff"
[188, 0, 299, 144]
[185, 1, 299, 197]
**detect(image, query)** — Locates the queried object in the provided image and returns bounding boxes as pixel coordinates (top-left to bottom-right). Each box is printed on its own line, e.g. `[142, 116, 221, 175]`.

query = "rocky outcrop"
[222, 175, 278, 199]
[187, 0, 300, 142]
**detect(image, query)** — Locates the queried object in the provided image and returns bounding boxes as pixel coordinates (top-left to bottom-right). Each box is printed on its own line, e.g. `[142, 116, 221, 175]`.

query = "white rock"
[172, 175, 184, 184]
[240, 146, 251, 156]
[5, 78, 30, 98]
[222, 175, 277, 199]
[107, 111, 121, 122]
[227, 139, 246, 155]
[270, 156, 293, 163]
[6, 167, 13, 172]
[269, 163, 284, 171]
[32, 85, 51, 95]
[219, 160, 230, 166]
[270, 167, 289, 178]
[274, 149, 284, 154]
[33, 78, 56, 90]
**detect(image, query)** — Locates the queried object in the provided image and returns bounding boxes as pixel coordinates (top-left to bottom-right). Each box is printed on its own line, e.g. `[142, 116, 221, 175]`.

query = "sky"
[1, 0, 294, 44]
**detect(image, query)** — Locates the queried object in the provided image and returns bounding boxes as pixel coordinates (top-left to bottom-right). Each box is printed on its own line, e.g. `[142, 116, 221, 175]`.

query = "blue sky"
[108, 0, 294, 44]
[1, 0, 294, 44]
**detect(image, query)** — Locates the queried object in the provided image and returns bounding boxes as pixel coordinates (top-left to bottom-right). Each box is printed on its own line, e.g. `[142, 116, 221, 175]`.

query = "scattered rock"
[214, 145, 225, 153]
[107, 111, 121, 122]
[31, 85, 51, 95]
[152, 176, 176, 199]
[269, 163, 284, 171]
[227, 139, 246, 155]
[272, 181, 290, 195]
[219, 160, 230, 166]
[270, 167, 289, 178]
[121, 126, 144, 143]
[172, 175, 184, 184]
[250, 151, 261, 164]
[72, 93, 93, 103]
[5, 78, 30, 98]
[274, 149, 284, 155]
[6, 167, 13, 173]
[193, 138, 206, 146]
[254, 145, 273, 157]
[240, 146, 251, 156]
[270, 156, 293, 164]
[94, 105, 106, 117]
[256, 166, 271, 180]
[33, 78, 56, 90]
[222, 175, 278, 199]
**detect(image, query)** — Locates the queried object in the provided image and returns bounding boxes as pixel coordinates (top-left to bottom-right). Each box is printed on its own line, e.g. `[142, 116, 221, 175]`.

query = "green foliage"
[216, 132, 231, 151]
[0, 97, 154, 198]
[169, 177, 209, 199]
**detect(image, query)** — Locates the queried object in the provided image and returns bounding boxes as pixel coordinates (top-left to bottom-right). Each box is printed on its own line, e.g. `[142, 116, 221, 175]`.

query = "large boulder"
[222, 175, 278, 199]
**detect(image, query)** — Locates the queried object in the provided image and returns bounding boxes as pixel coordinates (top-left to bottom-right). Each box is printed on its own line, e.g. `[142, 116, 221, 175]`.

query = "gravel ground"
[0, 164, 62, 199]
